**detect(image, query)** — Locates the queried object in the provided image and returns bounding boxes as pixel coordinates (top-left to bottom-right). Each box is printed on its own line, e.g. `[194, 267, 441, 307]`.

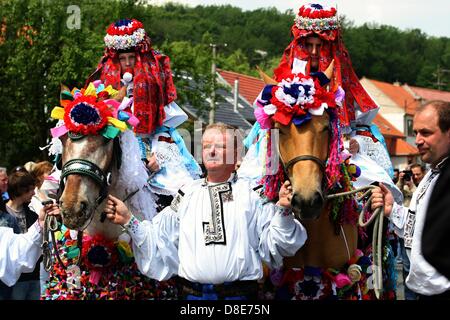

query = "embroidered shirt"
[390, 158, 450, 295]
[125, 176, 307, 284]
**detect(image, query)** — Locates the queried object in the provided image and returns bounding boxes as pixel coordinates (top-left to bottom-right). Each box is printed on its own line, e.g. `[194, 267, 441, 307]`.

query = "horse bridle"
[279, 152, 329, 199]
[56, 136, 121, 209]
[45, 136, 120, 271]
[283, 155, 326, 176]
[58, 159, 111, 208]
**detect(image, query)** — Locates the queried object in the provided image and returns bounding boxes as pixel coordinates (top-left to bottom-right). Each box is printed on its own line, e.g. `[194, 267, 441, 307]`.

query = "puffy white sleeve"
[0, 222, 43, 286]
[390, 201, 408, 231]
[256, 199, 307, 269]
[124, 207, 180, 281]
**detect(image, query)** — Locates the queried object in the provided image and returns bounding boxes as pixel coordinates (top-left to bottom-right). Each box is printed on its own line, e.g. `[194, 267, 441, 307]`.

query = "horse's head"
[276, 112, 330, 220]
[58, 133, 115, 230]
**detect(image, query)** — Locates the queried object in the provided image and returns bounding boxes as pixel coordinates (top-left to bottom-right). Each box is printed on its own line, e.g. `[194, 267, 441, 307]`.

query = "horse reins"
[44, 136, 120, 271]
[281, 146, 385, 299]
[327, 185, 385, 299]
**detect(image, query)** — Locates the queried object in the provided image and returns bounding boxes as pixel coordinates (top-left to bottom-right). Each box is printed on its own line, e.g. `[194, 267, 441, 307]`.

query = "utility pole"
[208, 43, 227, 125]
[435, 65, 450, 90]
[209, 43, 217, 125]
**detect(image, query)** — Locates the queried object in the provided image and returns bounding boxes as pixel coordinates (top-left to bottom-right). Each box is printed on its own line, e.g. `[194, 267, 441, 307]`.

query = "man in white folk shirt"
[0, 203, 60, 287]
[371, 100, 450, 299]
[106, 122, 307, 300]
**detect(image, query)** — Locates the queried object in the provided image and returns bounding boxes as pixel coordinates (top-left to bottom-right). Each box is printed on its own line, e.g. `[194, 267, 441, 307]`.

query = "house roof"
[409, 86, 450, 103]
[181, 86, 253, 130]
[373, 114, 405, 138]
[370, 79, 420, 115]
[217, 68, 264, 106]
[393, 138, 419, 156]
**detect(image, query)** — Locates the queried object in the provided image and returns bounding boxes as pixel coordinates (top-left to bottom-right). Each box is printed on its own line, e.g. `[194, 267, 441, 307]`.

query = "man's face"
[0, 172, 7, 193]
[118, 52, 136, 72]
[414, 106, 450, 166]
[202, 129, 236, 174]
[412, 167, 425, 185]
[305, 36, 323, 71]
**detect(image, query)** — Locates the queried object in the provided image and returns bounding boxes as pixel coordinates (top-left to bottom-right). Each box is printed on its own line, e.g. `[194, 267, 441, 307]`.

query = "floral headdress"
[254, 64, 343, 201]
[254, 62, 336, 130]
[295, 3, 339, 32]
[85, 19, 176, 135]
[254, 73, 336, 130]
[275, 3, 378, 128]
[50, 81, 139, 140]
[104, 19, 149, 53]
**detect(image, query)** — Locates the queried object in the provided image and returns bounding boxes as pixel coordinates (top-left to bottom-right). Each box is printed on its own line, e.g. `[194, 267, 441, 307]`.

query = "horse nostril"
[291, 193, 301, 208]
[310, 191, 324, 208]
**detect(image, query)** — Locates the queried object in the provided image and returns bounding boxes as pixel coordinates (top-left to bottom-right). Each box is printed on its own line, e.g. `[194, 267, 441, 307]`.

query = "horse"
[42, 84, 176, 300]
[253, 68, 396, 300]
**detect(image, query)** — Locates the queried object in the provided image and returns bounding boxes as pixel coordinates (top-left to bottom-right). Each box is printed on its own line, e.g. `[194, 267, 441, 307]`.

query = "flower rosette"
[82, 234, 118, 271]
[254, 70, 336, 129]
[50, 81, 139, 140]
[64, 96, 112, 136]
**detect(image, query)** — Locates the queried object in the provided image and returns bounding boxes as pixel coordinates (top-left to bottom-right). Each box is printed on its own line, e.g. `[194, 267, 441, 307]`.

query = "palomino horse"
[276, 115, 358, 270]
[254, 67, 394, 299]
[43, 84, 176, 299]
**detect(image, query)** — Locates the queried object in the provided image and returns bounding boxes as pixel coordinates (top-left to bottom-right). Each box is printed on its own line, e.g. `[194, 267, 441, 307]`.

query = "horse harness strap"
[59, 159, 111, 205]
[283, 155, 326, 174]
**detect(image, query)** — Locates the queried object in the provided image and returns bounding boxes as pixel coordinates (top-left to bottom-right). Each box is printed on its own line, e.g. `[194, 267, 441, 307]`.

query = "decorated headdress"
[254, 62, 336, 130]
[104, 19, 151, 55]
[253, 65, 361, 228]
[86, 19, 177, 135]
[274, 3, 378, 128]
[50, 81, 139, 140]
[293, 3, 339, 39]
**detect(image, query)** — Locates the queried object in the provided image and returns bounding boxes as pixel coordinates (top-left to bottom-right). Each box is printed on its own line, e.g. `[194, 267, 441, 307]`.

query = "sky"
[152, 0, 450, 37]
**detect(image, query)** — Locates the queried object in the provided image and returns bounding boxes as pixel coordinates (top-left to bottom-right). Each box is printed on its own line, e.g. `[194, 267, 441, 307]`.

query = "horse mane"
[113, 130, 157, 221]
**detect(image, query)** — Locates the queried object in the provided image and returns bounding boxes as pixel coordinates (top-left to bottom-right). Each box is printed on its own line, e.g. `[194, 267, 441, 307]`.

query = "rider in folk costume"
[239, 3, 397, 299]
[87, 19, 201, 211]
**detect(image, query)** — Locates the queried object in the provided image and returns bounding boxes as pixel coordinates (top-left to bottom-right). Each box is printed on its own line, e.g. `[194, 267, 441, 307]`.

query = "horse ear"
[60, 84, 70, 94]
[324, 59, 335, 80]
[112, 86, 126, 102]
[256, 66, 278, 85]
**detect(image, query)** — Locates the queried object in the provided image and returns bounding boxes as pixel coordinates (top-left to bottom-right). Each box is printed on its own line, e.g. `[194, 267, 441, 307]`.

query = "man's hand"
[371, 183, 394, 217]
[146, 153, 160, 173]
[38, 202, 60, 229]
[277, 180, 293, 208]
[104, 195, 131, 226]
[349, 138, 360, 155]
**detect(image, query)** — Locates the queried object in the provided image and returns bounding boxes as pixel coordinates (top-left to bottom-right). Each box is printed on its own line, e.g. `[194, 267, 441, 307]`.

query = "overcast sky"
[153, 0, 450, 37]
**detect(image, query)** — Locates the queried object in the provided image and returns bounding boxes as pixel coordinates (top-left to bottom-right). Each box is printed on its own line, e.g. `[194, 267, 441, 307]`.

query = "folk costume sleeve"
[0, 222, 42, 286]
[255, 197, 307, 269]
[124, 191, 183, 281]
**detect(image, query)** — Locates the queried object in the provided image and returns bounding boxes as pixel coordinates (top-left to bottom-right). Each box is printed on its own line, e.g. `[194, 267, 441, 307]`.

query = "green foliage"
[0, 0, 449, 168]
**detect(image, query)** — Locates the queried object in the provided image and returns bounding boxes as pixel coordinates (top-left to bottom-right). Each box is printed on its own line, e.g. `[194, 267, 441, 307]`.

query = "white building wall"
[360, 77, 405, 133]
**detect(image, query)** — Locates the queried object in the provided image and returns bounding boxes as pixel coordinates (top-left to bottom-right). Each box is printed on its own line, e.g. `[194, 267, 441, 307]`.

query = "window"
[406, 118, 414, 137]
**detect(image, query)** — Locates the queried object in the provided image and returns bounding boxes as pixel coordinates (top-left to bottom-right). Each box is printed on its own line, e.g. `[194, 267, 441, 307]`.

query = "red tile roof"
[373, 114, 405, 138]
[409, 86, 450, 103]
[218, 69, 264, 105]
[370, 79, 420, 115]
[219, 70, 405, 142]
[394, 139, 419, 156]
